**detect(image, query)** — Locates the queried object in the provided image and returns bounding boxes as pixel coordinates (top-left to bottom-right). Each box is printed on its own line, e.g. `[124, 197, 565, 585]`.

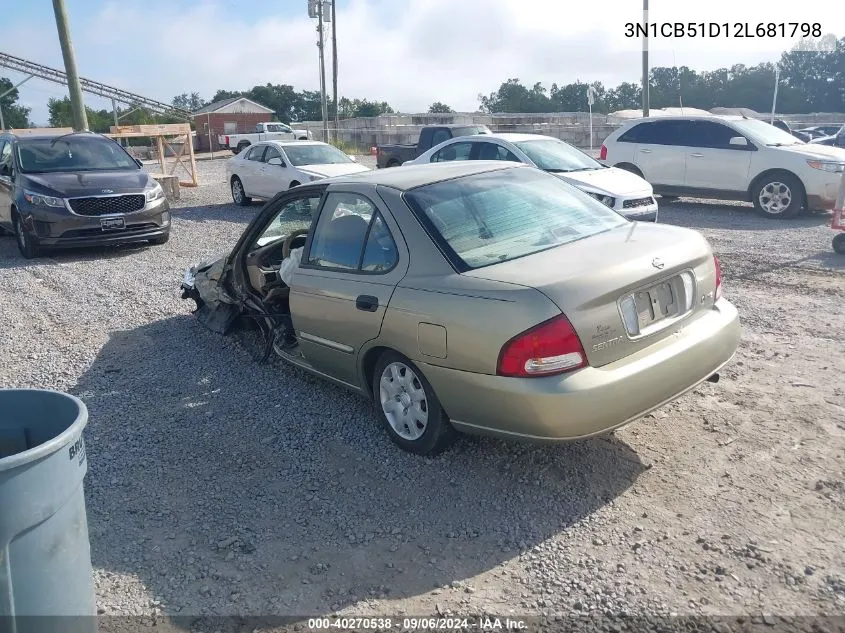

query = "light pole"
[641, 0, 650, 117]
[770, 66, 780, 124]
[331, 0, 338, 143]
[52, 0, 88, 131]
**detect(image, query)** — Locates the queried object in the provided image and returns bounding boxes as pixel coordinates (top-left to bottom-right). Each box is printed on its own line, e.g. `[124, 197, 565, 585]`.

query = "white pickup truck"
[219, 122, 313, 154]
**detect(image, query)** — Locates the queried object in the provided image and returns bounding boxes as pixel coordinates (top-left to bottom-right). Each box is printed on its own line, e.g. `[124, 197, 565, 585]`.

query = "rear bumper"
[421, 299, 741, 442]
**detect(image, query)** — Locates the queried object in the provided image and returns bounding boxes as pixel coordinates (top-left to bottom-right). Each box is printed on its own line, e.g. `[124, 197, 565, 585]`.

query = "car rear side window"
[405, 167, 627, 271]
[306, 193, 397, 273]
[430, 129, 451, 146]
[621, 121, 688, 146]
[431, 142, 472, 163]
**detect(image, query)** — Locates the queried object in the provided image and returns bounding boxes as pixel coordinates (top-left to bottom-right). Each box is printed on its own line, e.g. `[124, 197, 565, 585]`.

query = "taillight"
[225, 135, 230, 146]
[497, 314, 587, 378]
[599, 144, 608, 161]
[714, 255, 723, 301]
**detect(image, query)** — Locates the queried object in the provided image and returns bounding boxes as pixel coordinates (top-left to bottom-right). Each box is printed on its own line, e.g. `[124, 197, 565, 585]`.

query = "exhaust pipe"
[706, 373, 720, 383]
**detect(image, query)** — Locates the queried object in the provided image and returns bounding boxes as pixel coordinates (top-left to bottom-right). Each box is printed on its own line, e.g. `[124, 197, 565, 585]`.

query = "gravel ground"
[1, 156, 844, 628]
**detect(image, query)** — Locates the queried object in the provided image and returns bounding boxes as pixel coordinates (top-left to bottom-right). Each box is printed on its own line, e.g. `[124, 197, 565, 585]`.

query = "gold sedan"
[181, 162, 740, 455]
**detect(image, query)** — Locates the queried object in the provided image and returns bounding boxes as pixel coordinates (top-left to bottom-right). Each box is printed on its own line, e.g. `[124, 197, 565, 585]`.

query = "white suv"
[601, 115, 845, 219]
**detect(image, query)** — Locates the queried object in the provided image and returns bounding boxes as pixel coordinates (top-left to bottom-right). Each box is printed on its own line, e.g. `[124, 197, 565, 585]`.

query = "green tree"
[428, 101, 455, 113]
[171, 92, 206, 112]
[0, 77, 31, 129]
[47, 97, 113, 132]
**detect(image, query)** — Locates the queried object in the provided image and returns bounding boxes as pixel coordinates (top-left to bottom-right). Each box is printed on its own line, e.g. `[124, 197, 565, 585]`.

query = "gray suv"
[0, 131, 171, 258]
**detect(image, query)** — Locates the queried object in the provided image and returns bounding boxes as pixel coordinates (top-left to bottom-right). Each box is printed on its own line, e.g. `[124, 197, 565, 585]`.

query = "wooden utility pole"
[52, 0, 88, 131]
[331, 0, 339, 143]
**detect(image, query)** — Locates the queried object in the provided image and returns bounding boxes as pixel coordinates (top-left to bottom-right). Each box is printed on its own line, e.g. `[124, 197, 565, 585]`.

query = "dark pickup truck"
[376, 124, 491, 168]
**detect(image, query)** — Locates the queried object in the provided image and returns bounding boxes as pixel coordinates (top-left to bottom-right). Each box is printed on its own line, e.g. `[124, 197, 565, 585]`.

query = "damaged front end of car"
[180, 257, 242, 335]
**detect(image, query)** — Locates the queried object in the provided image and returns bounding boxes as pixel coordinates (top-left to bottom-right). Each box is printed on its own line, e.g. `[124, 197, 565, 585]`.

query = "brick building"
[193, 97, 275, 151]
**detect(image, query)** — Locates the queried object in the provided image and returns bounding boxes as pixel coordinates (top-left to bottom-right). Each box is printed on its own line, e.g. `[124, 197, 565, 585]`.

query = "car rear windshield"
[514, 138, 602, 172]
[404, 167, 627, 270]
[284, 144, 353, 166]
[15, 135, 138, 173]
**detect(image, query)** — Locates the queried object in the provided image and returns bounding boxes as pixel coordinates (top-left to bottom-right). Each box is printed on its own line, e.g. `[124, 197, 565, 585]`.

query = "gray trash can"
[0, 389, 96, 633]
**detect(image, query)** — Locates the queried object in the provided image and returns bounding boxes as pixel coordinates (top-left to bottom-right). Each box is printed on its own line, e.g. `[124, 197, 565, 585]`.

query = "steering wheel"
[282, 229, 310, 260]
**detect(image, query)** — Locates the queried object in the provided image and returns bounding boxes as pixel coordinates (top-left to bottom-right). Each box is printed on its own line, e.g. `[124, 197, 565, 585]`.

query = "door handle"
[355, 295, 379, 312]
[640, 149, 652, 154]
[690, 153, 704, 158]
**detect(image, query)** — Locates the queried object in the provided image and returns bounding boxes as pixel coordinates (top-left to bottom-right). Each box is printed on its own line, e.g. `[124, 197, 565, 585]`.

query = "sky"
[2, 0, 838, 125]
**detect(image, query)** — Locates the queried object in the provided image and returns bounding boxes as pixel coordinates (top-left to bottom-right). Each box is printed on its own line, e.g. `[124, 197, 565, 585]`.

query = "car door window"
[686, 121, 742, 149]
[431, 142, 473, 163]
[307, 193, 397, 272]
[247, 146, 266, 161]
[474, 142, 519, 161]
[253, 194, 322, 248]
[263, 146, 283, 164]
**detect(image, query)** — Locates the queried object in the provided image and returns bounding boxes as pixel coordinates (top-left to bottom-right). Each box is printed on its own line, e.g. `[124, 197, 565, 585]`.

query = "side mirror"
[267, 157, 285, 167]
[729, 136, 749, 147]
[348, 155, 357, 162]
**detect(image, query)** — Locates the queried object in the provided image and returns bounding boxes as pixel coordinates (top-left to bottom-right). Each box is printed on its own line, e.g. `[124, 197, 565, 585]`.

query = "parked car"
[601, 115, 845, 218]
[227, 140, 370, 205]
[771, 119, 812, 143]
[376, 124, 491, 168]
[0, 131, 170, 259]
[180, 161, 740, 455]
[404, 133, 659, 221]
[809, 126, 845, 148]
[798, 125, 843, 139]
[220, 122, 313, 154]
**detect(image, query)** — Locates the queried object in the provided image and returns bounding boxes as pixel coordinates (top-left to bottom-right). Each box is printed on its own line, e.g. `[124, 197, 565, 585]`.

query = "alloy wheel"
[232, 179, 244, 204]
[758, 181, 792, 215]
[378, 362, 429, 441]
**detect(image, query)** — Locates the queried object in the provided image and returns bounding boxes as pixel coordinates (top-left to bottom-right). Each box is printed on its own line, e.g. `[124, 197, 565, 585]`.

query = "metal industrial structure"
[0, 51, 192, 122]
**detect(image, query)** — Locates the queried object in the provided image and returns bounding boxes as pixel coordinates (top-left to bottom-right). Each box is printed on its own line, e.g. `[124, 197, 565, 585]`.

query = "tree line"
[2, 35, 841, 131]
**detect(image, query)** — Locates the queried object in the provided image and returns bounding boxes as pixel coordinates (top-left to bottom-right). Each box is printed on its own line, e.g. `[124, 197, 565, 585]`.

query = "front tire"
[13, 214, 40, 259]
[752, 172, 804, 219]
[372, 351, 456, 455]
[231, 177, 252, 206]
[833, 232, 845, 254]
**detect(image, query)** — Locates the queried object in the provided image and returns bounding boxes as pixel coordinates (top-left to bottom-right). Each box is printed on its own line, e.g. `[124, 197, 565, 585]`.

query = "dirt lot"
[1, 157, 843, 627]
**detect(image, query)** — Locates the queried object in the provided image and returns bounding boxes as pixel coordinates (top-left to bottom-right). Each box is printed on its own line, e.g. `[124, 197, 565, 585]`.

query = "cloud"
[4, 0, 837, 124]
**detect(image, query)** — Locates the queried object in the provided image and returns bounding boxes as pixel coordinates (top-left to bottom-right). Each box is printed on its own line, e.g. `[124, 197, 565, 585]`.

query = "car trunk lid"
[463, 222, 717, 367]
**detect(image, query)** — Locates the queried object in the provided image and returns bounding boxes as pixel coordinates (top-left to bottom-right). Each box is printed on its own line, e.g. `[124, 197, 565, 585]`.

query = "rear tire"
[231, 176, 252, 206]
[13, 214, 40, 259]
[372, 350, 456, 455]
[289, 181, 301, 189]
[752, 172, 804, 219]
[236, 141, 250, 154]
[386, 160, 401, 168]
[833, 233, 845, 254]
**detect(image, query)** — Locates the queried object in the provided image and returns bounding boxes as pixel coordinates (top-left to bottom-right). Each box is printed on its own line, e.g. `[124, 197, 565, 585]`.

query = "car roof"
[320, 161, 527, 191]
[621, 114, 744, 125]
[445, 132, 556, 143]
[265, 140, 325, 147]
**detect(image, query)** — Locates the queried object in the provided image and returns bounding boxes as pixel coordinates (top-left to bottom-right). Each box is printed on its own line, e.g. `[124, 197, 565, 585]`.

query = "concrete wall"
[299, 111, 845, 152]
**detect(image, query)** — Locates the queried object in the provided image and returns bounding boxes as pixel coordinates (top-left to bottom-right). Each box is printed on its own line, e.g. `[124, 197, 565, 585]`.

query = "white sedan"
[227, 140, 370, 205]
[404, 133, 659, 221]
